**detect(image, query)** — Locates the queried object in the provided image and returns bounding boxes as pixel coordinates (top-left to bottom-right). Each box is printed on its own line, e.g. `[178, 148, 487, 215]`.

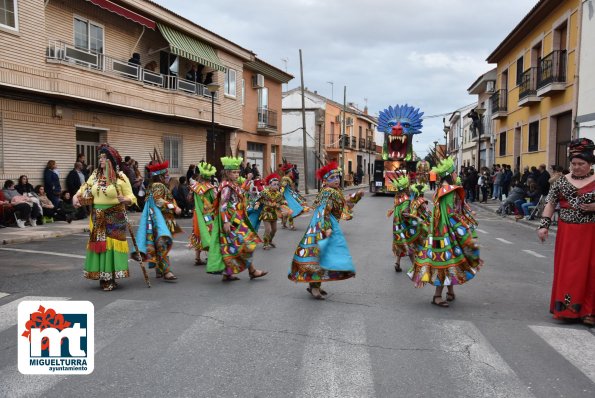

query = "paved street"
[0, 194, 593, 398]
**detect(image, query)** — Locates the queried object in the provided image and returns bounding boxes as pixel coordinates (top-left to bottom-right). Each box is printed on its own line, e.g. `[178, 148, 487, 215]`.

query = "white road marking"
[430, 319, 534, 398]
[475, 228, 488, 234]
[496, 238, 513, 244]
[0, 296, 70, 334]
[0, 299, 157, 398]
[530, 325, 595, 384]
[298, 312, 376, 398]
[522, 250, 546, 258]
[0, 248, 85, 259]
[0, 292, 9, 299]
[74, 234, 188, 246]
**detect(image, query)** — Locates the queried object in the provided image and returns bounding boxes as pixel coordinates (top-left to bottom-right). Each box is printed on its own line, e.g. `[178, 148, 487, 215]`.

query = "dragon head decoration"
[378, 104, 423, 161]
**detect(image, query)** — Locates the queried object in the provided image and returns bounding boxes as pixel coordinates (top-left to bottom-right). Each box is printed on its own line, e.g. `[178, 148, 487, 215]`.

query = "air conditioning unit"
[252, 73, 264, 88]
[346, 117, 354, 126]
[486, 80, 495, 93]
[335, 115, 341, 123]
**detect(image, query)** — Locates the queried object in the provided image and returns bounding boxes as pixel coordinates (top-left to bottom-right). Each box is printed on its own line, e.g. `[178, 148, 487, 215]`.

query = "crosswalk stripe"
[74, 234, 189, 246]
[0, 296, 70, 334]
[496, 238, 513, 244]
[298, 311, 376, 398]
[0, 248, 85, 259]
[475, 228, 488, 234]
[0, 299, 158, 398]
[430, 320, 534, 398]
[522, 250, 546, 258]
[529, 325, 595, 384]
[0, 292, 9, 299]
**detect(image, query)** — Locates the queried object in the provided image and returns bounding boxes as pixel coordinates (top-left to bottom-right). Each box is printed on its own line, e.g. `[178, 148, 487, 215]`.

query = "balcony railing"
[257, 107, 278, 131]
[46, 40, 218, 100]
[519, 67, 538, 101]
[350, 137, 357, 149]
[490, 89, 507, 116]
[339, 135, 350, 148]
[537, 50, 567, 89]
[359, 137, 366, 150]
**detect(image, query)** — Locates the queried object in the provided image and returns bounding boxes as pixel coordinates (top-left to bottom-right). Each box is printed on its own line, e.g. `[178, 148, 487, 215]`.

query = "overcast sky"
[153, 0, 537, 155]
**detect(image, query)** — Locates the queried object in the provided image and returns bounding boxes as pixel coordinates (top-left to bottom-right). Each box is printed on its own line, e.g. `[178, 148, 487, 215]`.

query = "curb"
[470, 200, 558, 232]
[1, 226, 91, 245]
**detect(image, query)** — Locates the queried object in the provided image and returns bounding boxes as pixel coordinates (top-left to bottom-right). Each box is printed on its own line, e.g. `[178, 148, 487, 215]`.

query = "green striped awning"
[157, 23, 226, 72]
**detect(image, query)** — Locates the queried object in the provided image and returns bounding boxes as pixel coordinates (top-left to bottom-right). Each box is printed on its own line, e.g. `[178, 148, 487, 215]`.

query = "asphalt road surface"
[0, 194, 593, 398]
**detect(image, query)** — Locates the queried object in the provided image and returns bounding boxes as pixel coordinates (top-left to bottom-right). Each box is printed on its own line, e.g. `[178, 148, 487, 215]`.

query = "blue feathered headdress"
[378, 104, 424, 135]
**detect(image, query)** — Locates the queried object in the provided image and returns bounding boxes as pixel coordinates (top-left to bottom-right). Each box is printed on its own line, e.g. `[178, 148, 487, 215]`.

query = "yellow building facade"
[487, 0, 580, 171]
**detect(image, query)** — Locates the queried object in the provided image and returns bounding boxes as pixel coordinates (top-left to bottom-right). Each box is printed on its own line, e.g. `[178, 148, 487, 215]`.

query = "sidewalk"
[0, 184, 369, 245]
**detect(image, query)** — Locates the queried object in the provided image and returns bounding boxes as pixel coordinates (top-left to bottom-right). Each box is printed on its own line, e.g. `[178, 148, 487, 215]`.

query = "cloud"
[152, 0, 537, 151]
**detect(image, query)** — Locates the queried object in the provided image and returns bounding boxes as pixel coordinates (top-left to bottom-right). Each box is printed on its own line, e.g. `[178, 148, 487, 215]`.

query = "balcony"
[518, 67, 541, 106]
[43, 40, 220, 116]
[359, 137, 366, 150]
[490, 90, 508, 119]
[351, 136, 357, 149]
[537, 50, 567, 97]
[257, 107, 278, 133]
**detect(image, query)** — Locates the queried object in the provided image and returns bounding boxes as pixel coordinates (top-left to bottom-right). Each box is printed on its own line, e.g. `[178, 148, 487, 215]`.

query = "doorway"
[555, 112, 572, 169]
[76, 130, 101, 168]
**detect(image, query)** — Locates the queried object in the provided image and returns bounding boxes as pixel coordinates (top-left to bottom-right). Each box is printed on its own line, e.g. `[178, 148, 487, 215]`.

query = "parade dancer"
[289, 161, 356, 300]
[207, 156, 268, 281]
[73, 144, 136, 291]
[244, 175, 264, 232]
[386, 175, 416, 272]
[280, 162, 309, 230]
[189, 162, 217, 266]
[341, 189, 365, 221]
[537, 138, 595, 326]
[258, 173, 289, 250]
[408, 157, 482, 307]
[135, 151, 182, 282]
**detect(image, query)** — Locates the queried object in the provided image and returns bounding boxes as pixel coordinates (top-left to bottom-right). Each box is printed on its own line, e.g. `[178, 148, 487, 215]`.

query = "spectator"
[499, 181, 526, 216]
[515, 182, 541, 220]
[356, 164, 364, 186]
[175, 176, 191, 217]
[185, 64, 204, 83]
[57, 191, 77, 223]
[428, 169, 437, 190]
[536, 163, 551, 196]
[132, 160, 145, 211]
[520, 166, 530, 188]
[492, 166, 503, 200]
[502, 164, 513, 199]
[44, 160, 62, 207]
[15, 175, 43, 219]
[251, 164, 261, 179]
[186, 164, 198, 182]
[477, 170, 489, 203]
[128, 52, 141, 66]
[34, 185, 56, 222]
[529, 166, 539, 181]
[549, 165, 564, 185]
[66, 162, 85, 197]
[2, 179, 39, 227]
[292, 164, 300, 191]
[76, 153, 90, 180]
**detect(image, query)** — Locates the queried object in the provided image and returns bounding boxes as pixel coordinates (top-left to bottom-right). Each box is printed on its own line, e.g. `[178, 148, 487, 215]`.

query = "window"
[224, 69, 236, 97]
[74, 17, 103, 54]
[516, 57, 524, 86]
[528, 121, 539, 152]
[330, 122, 335, 147]
[258, 87, 268, 108]
[163, 136, 181, 170]
[241, 79, 245, 105]
[0, 0, 18, 31]
[499, 131, 507, 156]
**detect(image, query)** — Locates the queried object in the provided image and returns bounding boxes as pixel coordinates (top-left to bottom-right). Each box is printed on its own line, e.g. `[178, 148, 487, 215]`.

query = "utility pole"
[299, 49, 309, 194]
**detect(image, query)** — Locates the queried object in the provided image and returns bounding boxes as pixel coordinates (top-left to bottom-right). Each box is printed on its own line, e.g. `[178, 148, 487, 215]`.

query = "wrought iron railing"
[537, 50, 567, 89]
[351, 137, 357, 148]
[519, 67, 538, 100]
[359, 137, 366, 150]
[257, 107, 278, 130]
[490, 89, 507, 113]
[46, 40, 218, 99]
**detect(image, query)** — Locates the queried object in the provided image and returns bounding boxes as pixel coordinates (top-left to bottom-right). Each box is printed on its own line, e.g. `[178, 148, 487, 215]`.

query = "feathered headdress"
[281, 162, 294, 173]
[198, 161, 217, 178]
[432, 157, 455, 179]
[389, 174, 410, 191]
[237, 176, 246, 185]
[410, 183, 429, 197]
[147, 148, 169, 177]
[265, 173, 281, 185]
[316, 161, 341, 181]
[253, 179, 265, 191]
[221, 156, 243, 170]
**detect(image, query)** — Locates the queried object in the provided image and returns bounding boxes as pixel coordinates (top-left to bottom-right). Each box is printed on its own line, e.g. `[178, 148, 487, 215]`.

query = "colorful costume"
[258, 173, 289, 249]
[78, 144, 136, 291]
[244, 178, 264, 232]
[136, 155, 181, 281]
[289, 162, 355, 298]
[387, 175, 415, 269]
[189, 162, 217, 265]
[408, 158, 482, 288]
[280, 163, 309, 229]
[543, 138, 595, 324]
[207, 157, 264, 278]
[341, 189, 364, 221]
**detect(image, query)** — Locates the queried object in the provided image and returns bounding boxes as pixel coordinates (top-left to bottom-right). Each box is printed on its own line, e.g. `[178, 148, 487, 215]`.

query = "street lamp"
[443, 125, 450, 158]
[206, 82, 220, 157]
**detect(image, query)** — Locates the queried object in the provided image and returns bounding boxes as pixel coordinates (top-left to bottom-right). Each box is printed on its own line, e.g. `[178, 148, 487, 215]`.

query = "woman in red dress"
[537, 138, 595, 326]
